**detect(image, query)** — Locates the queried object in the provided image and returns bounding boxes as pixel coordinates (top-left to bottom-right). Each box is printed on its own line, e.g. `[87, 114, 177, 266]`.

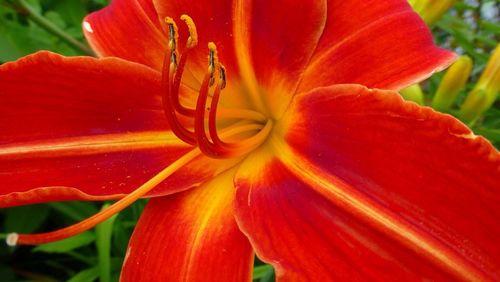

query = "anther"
[170, 52, 178, 73]
[165, 17, 179, 52]
[219, 64, 227, 90]
[208, 42, 219, 87]
[180, 15, 198, 49]
[169, 15, 201, 117]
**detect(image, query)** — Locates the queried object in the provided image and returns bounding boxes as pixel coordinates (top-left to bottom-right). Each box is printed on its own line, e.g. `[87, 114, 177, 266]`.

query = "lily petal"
[298, 0, 455, 92]
[235, 85, 499, 280]
[83, 0, 167, 70]
[0, 52, 237, 207]
[121, 170, 253, 282]
[231, 0, 327, 117]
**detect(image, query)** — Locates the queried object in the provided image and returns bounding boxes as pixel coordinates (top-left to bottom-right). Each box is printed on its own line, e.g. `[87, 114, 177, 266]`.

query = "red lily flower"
[1, 0, 499, 281]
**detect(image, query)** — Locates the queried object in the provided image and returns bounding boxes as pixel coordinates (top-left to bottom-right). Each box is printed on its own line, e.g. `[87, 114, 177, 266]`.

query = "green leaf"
[253, 264, 274, 280]
[0, 32, 24, 62]
[95, 203, 118, 282]
[67, 266, 100, 282]
[475, 128, 500, 142]
[52, 0, 87, 27]
[48, 202, 98, 221]
[24, 0, 42, 13]
[481, 21, 500, 34]
[4, 205, 50, 233]
[44, 11, 67, 29]
[33, 231, 95, 253]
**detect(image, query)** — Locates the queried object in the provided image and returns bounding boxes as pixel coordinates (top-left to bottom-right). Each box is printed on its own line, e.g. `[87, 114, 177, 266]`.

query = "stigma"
[161, 15, 272, 159]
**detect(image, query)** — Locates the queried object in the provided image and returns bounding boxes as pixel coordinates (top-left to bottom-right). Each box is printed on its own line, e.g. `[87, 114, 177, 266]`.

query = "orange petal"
[298, 0, 455, 92]
[0, 52, 237, 207]
[83, 0, 167, 70]
[121, 170, 254, 281]
[234, 84, 499, 280]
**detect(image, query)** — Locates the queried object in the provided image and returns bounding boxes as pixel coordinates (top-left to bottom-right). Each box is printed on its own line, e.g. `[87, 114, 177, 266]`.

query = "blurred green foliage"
[427, 0, 499, 147]
[0, 0, 105, 62]
[0, 0, 498, 281]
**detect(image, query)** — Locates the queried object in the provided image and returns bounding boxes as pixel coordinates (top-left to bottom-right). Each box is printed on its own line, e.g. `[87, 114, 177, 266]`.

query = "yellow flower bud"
[431, 55, 472, 112]
[474, 44, 500, 112]
[409, 0, 456, 26]
[400, 84, 425, 105]
[408, 0, 426, 12]
[459, 89, 489, 123]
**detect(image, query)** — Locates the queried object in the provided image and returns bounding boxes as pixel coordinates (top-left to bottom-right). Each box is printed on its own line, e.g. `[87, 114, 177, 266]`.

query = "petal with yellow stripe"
[234, 84, 499, 281]
[121, 170, 254, 281]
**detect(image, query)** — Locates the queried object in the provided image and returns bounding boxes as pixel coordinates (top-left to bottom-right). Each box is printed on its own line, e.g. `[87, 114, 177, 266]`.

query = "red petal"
[232, 0, 327, 116]
[121, 171, 253, 281]
[83, 0, 167, 70]
[298, 0, 455, 92]
[234, 85, 499, 280]
[235, 154, 470, 280]
[0, 52, 238, 207]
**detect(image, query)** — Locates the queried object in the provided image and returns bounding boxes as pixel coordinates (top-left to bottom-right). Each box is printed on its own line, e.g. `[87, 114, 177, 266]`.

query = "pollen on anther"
[207, 42, 219, 75]
[6, 233, 18, 247]
[165, 17, 179, 51]
[180, 15, 198, 49]
[219, 64, 227, 89]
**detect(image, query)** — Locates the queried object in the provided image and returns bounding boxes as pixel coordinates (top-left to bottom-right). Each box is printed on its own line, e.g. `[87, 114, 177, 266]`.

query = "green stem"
[16, 0, 95, 56]
[96, 203, 117, 282]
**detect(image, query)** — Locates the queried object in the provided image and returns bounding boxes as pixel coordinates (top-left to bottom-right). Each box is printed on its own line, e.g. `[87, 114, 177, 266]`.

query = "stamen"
[194, 70, 217, 156]
[161, 18, 272, 159]
[209, 72, 231, 148]
[194, 43, 272, 158]
[162, 17, 196, 144]
[171, 15, 199, 117]
[161, 47, 196, 145]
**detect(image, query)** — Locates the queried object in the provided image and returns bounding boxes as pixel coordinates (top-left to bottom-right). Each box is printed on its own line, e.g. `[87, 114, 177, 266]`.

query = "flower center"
[161, 15, 273, 159]
[5, 15, 274, 247]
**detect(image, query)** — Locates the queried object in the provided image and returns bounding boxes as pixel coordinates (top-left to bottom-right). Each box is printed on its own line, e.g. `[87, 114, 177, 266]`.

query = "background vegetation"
[0, 0, 498, 281]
